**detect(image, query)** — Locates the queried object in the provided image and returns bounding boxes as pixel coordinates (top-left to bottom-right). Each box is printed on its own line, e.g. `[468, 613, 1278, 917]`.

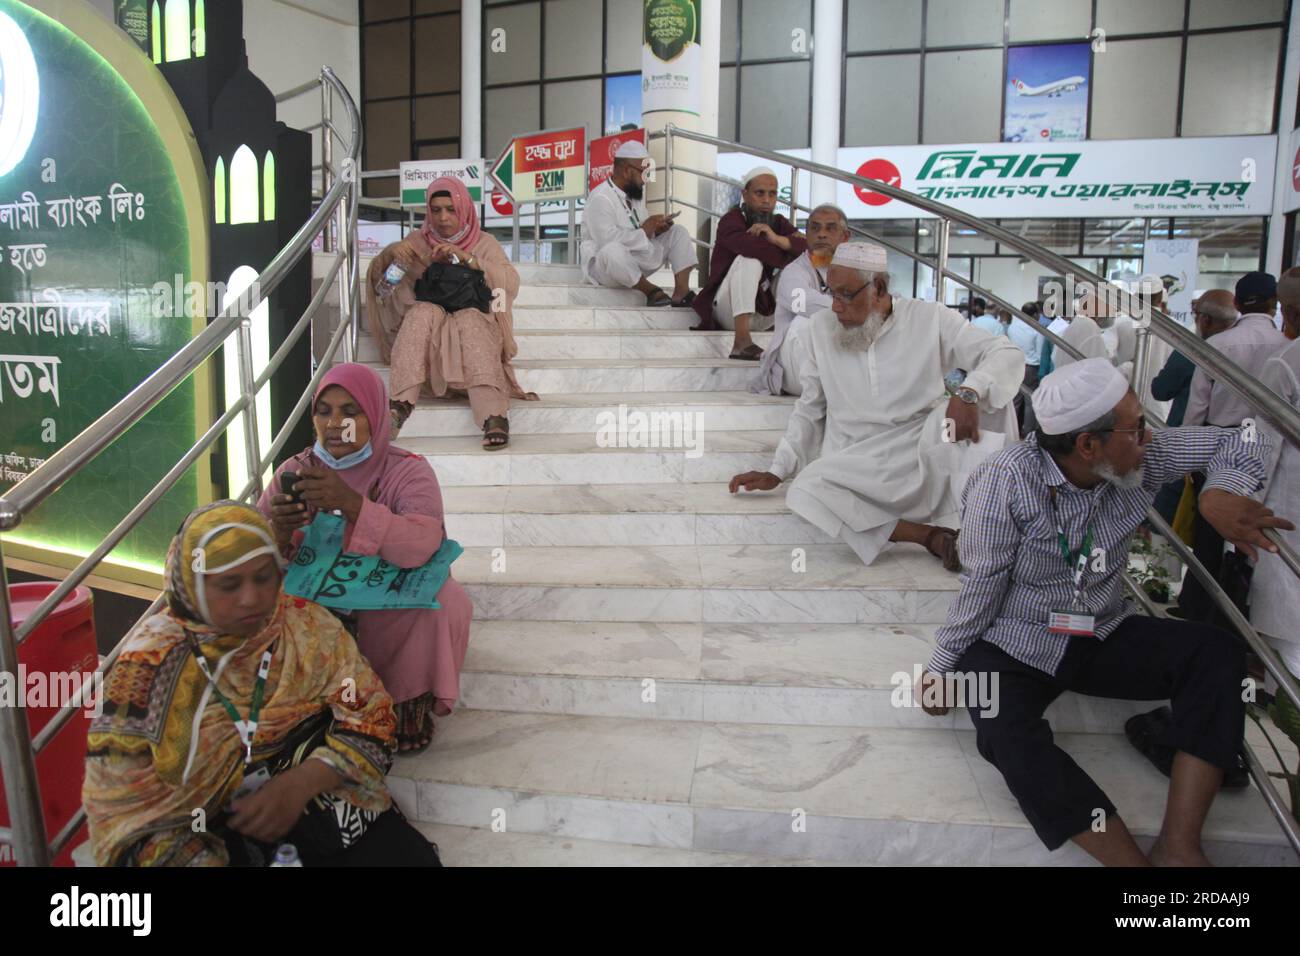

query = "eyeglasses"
[829, 281, 871, 304]
[1095, 416, 1148, 438]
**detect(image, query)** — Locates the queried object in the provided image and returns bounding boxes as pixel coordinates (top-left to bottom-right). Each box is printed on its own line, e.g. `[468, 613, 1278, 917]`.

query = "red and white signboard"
[490, 126, 587, 203]
[589, 128, 647, 192]
[1284, 125, 1300, 214]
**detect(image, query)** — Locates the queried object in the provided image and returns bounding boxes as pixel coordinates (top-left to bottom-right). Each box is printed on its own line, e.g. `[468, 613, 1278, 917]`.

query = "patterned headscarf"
[165, 501, 284, 631]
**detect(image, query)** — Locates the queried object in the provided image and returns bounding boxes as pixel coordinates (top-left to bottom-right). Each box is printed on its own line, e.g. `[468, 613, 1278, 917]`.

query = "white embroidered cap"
[830, 241, 888, 273]
[614, 140, 649, 160]
[1032, 357, 1130, 435]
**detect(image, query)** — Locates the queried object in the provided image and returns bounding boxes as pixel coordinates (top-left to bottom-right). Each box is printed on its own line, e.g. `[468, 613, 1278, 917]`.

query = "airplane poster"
[1003, 42, 1091, 143]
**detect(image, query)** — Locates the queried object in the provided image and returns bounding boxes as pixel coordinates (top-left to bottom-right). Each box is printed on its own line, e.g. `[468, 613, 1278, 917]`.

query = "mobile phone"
[280, 472, 304, 505]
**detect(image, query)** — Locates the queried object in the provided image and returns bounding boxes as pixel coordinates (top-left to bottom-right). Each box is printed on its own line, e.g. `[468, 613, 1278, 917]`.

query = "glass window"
[1095, 0, 1184, 35]
[721, 0, 739, 62]
[1189, 0, 1285, 29]
[1181, 29, 1282, 136]
[998, 219, 1082, 255]
[844, 55, 919, 146]
[922, 49, 1002, 144]
[740, 0, 811, 61]
[1089, 37, 1181, 139]
[543, 78, 601, 140]
[846, 0, 922, 52]
[364, 22, 411, 99]
[1084, 218, 1147, 255]
[415, 16, 461, 94]
[485, 85, 540, 160]
[947, 228, 998, 255]
[485, 3, 541, 84]
[739, 62, 811, 149]
[544, 0, 603, 79]
[415, 94, 459, 140]
[605, 0, 641, 72]
[416, 0, 458, 12]
[719, 66, 737, 141]
[364, 99, 410, 173]
[417, 142, 461, 159]
[364, 0, 409, 21]
[1008, 0, 1091, 42]
[925, 0, 1003, 48]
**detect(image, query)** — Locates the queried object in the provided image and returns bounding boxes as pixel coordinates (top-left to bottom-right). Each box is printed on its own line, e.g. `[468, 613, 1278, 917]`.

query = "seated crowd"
[82, 151, 1299, 867]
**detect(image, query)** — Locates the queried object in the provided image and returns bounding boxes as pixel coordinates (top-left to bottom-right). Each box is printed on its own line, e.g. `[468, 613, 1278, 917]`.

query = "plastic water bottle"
[270, 843, 303, 867]
[375, 261, 406, 303]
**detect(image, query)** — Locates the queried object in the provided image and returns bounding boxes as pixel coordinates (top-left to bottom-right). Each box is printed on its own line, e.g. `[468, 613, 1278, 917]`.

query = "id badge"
[231, 766, 271, 804]
[1048, 610, 1096, 636]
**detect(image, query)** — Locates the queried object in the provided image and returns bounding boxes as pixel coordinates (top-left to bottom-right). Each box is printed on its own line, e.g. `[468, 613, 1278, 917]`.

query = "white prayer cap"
[1032, 358, 1130, 435]
[742, 165, 777, 189]
[614, 140, 649, 160]
[1138, 273, 1165, 296]
[830, 241, 888, 274]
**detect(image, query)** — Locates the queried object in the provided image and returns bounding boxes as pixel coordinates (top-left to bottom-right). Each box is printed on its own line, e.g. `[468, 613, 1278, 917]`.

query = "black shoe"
[1124, 706, 1250, 789]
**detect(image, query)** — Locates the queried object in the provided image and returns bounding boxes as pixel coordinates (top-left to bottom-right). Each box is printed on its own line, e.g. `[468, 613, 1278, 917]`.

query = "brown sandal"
[482, 414, 509, 450]
[729, 343, 764, 361]
[924, 527, 962, 572]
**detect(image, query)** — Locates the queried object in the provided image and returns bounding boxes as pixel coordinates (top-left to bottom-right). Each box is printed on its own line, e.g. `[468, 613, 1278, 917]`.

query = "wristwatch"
[955, 386, 979, 405]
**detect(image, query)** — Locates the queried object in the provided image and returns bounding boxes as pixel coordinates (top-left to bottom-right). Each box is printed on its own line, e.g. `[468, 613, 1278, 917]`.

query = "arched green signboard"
[0, 0, 210, 588]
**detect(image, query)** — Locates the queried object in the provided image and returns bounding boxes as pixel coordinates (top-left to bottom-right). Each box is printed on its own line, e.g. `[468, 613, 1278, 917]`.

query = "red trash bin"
[0, 582, 96, 866]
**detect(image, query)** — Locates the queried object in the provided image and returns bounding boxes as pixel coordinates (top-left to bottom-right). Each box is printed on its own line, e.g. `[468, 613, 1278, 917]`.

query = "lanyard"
[1047, 487, 1095, 608]
[188, 639, 276, 765]
[624, 197, 640, 228]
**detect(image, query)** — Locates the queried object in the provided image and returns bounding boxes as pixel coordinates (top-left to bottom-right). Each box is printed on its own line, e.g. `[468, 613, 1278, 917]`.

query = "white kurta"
[1250, 337, 1300, 678]
[753, 251, 831, 395]
[1054, 315, 1108, 368]
[580, 178, 693, 287]
[769, 299, 1025, 565]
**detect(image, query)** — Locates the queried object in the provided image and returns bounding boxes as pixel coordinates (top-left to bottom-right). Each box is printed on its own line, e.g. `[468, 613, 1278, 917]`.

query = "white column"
[810, 0, 843, 209]
[461, 0, 483, 161]
[1266, 9, 1300, 274]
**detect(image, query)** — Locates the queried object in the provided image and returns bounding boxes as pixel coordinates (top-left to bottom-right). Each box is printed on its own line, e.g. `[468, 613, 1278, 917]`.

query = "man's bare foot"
[1148, 836, 1213, 867]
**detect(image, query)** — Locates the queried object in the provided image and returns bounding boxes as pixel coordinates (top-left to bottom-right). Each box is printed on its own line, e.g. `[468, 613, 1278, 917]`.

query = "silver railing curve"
[655, 125, 1300, 855]
[0, 66, 362, 867]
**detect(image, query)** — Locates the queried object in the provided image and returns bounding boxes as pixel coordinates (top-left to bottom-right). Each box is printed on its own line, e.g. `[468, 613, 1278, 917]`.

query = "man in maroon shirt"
[693, 167, 807, 360]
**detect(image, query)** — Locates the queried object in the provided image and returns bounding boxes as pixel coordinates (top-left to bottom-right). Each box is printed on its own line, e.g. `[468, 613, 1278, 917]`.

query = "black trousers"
[957, 615, 1245, 850]
[1174, 471, 1231, 624]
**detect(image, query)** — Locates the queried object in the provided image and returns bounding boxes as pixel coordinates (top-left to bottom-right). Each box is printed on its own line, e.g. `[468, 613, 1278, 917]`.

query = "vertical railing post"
[568, 198, 576, 265]
[664, 124, 675, 213]
[512, 204, 520, 261]
[236, 320, 265, 500]
[788, 166, 800, 228]
[349, 173, 361, 362]
[320, 76, 335, 253]
[335, 165, 354, 363]
[934, 218, 950, 303]
[534, 201, 541, 263]
[0, 549, 52, 867]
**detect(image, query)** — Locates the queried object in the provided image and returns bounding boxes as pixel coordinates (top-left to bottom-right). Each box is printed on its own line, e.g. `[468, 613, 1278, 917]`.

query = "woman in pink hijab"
[367, 176, 537, 450]
[258, 363, 473, 753]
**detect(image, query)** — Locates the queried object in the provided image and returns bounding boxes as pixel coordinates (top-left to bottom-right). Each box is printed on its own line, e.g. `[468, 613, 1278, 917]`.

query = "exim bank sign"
[717, 135, 1276, 220]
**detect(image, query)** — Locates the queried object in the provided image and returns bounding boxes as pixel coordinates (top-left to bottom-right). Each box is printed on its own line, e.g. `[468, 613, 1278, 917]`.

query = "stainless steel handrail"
[651, 126, 1300, 451]
[0, 66, 363, 866]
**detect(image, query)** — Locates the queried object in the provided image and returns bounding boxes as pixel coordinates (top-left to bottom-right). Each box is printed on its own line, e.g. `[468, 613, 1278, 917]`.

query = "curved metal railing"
[653, 124, 1300, 854]
[0, 66, 362, 867]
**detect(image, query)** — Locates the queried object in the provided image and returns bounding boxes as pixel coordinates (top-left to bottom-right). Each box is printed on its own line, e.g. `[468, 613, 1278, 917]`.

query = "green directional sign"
[490, 147, 514, 201]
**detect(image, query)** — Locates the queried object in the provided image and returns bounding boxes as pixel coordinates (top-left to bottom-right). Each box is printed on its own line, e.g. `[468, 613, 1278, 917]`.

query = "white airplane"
[1012, 75, 1086, 97]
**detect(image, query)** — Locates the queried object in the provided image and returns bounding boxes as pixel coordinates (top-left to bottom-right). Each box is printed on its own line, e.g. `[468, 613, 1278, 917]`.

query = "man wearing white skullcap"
[580, 138, 696, 306]
[916, 356, 1291, 866]
[730, 240, 1025, 572]
[693, 167, 807, 359]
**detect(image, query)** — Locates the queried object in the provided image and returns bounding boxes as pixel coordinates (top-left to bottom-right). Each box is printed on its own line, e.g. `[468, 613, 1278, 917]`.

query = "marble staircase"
[315, 255, 1296, 866]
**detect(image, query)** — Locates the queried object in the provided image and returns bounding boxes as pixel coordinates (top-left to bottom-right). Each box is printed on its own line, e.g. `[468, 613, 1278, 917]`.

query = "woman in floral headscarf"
[367, 175, 537, 450]
[82, 501, 441, 867]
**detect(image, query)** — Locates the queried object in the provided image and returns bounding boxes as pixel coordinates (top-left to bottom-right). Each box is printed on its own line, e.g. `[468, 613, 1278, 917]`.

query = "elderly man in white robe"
[728, 242, 1025, 571]
[581, 140, 696, 307]
[752, 203, 851, 396]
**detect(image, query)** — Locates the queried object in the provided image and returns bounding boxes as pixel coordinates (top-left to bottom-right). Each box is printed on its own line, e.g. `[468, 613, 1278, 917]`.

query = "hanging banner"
[399, 158, 484, 208]
[1284, 125, 1300, 215]
[1143, 239, 1200, 328]
[715, 135, 1276, 220]
[589, 128, 646, 192]
[1003, 42, 1091, 143]
[490, 126, 586, 203]
[642, 0, 700, 116]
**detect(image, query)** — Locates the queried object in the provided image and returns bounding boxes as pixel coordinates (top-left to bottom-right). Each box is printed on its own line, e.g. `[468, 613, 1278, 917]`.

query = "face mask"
[313, 439, 373, 470]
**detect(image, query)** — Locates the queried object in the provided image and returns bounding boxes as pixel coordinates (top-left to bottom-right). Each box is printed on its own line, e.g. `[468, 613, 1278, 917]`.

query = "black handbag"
[412, 260, 493, 313]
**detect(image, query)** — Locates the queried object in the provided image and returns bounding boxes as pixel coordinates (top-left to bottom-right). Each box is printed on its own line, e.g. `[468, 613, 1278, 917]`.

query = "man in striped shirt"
[917, 358, 1292, 866]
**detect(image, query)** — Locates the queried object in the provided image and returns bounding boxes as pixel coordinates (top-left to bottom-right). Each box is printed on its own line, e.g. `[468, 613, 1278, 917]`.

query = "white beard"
[1095, 460, 1145, 489]
[835, 311, 888, 351]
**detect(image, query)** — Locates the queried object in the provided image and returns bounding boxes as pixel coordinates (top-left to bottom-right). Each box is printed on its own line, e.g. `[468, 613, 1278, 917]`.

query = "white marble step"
[388, 709, 1295, 866]
[365, 353, 763, 393]
[400, 430, 779, 487]
[441, 482, 830, 547]
[515, 284, 670, 307]
[403, 391, 793, 439]
[354, 328, 769, 363]
[450, 543, 958, 624]
[512, 305, 701, 331]
[407, 822, 839, 866]
[458, 619, 1161, 734]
